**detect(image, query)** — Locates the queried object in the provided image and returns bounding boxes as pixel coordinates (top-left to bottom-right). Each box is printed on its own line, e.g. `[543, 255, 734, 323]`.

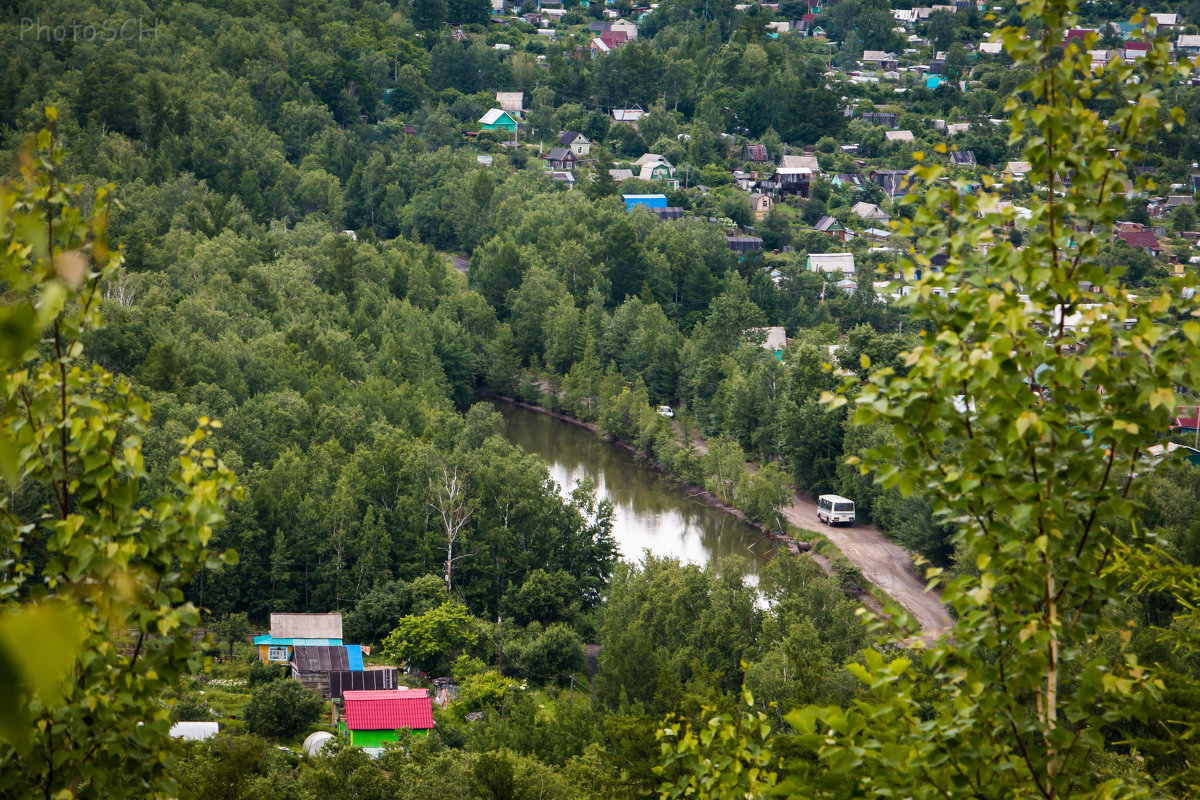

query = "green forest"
[4, 0, 1200, 797]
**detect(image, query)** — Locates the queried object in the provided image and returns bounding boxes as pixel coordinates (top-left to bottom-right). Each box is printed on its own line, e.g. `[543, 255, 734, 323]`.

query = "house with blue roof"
[256, 612, 344, 663]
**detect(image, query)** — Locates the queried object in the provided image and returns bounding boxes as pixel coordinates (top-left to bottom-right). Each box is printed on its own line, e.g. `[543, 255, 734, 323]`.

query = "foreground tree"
[661, 4, 1200, 796]
[0, 113, 240, 797]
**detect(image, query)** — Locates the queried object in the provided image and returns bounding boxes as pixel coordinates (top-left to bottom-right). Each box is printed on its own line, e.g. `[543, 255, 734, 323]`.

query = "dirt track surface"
[677, 421, 951, 640]
[780, 496, 952, 641]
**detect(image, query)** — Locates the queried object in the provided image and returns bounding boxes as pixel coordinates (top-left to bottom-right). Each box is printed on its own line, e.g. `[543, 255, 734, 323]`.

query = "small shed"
[340, 689, 435, 748]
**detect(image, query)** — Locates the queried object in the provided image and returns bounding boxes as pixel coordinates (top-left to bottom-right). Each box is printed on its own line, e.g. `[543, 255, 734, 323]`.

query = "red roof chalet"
[599, 30, 627, 48]
[1119, 230, 1162, 253]
[343, 689, 435, 731]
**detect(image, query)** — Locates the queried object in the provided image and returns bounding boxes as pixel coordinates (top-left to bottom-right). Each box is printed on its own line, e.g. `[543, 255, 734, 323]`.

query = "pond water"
[492, 402, 768, 573]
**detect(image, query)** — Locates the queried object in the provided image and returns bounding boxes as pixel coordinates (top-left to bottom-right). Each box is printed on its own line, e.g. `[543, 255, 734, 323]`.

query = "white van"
[817, 494, 855, 525]
[656, 405, 674, 418]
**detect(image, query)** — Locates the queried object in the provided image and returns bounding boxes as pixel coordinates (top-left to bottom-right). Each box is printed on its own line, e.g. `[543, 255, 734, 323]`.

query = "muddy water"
[493, 402, 768, 573]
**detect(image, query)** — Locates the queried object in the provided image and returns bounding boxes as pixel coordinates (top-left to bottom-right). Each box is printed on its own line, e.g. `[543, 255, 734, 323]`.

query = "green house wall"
[339, 721, 430, 747]
[481, 114, 517, 132]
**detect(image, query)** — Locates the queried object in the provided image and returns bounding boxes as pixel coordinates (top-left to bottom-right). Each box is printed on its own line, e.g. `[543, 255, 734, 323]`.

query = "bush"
[831, 555, 864, 595]
[504, 623, 586, 684]
[170, 695, 212, 722]
[243, 680, 325, 740]
[247, 660, 287, 688]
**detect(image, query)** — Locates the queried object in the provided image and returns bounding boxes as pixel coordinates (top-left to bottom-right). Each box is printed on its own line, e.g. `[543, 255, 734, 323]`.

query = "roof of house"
[749, 192, 769, 204]
[814, 215, 844, 231]
[885, 130, 915, 142]
[779, 154, 820, 170]
[271, 613, 343, 640]
[950, 150, 977, 165]
[808, 252, 857, 273]
[591, 37, 611, 53]
[496, 92, 524, 113]
[851, 201, 889, 219]
[254, 635, 341, 646]
[750, 326, 788, 352]
[1005, 160, 1032, 175]
[343, 689, 435, 731]
[544, 147, 575, 161]
[638, 163, 670, 179]
[599, 30, 627, 47]
[1179, 34, 1200, 47]
[560, 130, 587, 145]
[609, 168, 634, 182]
[1120, 230, 1162, 249]
[612, 106, 645, 122]
[633, 152, 671, 168]
[861, 50, 895, 61]
[479, 108, 514, 125]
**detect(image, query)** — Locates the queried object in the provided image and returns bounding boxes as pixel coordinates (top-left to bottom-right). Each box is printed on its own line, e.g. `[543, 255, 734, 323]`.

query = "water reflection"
[493, 402, 767, 574]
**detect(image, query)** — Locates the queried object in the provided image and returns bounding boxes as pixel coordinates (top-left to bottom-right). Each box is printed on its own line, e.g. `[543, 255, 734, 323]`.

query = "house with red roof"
[1123, 41, 1151, 62]
[1119, 229, 1163, 255]
[339, 689, 435, 748]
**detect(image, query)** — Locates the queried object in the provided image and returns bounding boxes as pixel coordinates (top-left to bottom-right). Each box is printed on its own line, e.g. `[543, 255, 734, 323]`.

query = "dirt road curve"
[780, 496, 952, 640]
[680, 422, 951, 639]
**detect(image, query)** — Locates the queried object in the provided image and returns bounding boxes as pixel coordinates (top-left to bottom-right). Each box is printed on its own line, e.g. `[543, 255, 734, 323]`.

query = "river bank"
[481, 393, 949, 633]
[482, 392, 804, 543]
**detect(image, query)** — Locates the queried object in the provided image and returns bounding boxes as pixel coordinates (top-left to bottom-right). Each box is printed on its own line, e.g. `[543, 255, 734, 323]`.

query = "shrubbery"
[243, 680, 325, 740]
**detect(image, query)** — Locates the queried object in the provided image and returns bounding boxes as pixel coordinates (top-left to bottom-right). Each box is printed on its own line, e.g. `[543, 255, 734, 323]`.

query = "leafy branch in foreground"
[659, 3, 1200, 797]
[0, 110, 240, 799]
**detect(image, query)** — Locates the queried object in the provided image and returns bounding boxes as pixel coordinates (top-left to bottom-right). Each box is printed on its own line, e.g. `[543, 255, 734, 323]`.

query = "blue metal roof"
[253, 636, 344, 646]
[346, 645, 364, 671]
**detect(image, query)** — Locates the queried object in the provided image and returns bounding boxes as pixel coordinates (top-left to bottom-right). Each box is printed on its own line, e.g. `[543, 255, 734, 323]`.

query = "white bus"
[817, 494, 855, 525]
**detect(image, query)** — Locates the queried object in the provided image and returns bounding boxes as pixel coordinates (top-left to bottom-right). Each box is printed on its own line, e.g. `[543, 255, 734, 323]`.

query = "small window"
[834, 503, 854, 512]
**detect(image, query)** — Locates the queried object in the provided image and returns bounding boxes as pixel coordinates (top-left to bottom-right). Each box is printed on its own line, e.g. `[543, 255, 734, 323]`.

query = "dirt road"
[779, 496, 952, 640]
[678, 420, 951, 640]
